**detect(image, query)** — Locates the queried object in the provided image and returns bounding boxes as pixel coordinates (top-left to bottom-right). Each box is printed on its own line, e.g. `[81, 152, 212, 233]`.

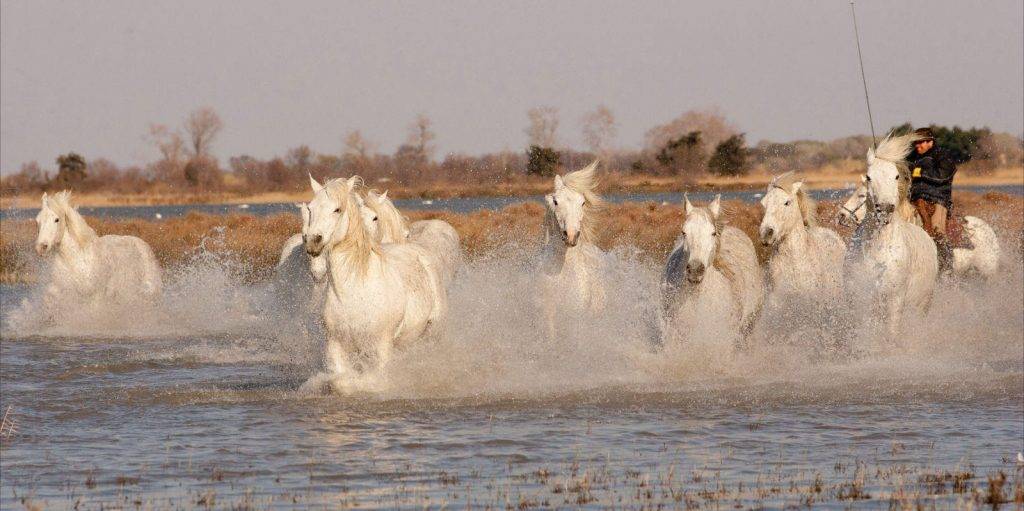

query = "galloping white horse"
[860, 133, 938, 338]
[34, 191, 162, 311]
[363, 190, 461, 286]
[662, 194, 763, 342]
[759, 172, 845, 302]
[541, 161, 609, 313]
[836, 178, 1000, 278]
[301, 177, 446, 392]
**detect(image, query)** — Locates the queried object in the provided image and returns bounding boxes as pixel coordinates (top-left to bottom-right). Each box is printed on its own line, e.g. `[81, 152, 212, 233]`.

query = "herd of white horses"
[31, 133, 1002, 392]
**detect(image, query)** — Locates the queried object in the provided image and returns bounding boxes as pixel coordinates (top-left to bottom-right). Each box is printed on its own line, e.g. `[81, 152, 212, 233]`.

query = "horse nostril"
[764, 228, 774, 238]
[312, 234, 323, 244]
[562, 230, 568, 238]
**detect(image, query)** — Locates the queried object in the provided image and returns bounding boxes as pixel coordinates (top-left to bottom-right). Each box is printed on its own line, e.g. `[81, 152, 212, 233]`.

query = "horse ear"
[683, 193, 693, 215]
[709, 194, 721, 219]
[860, 174, 868, 184]
[380, 190, 388, 201]
[309, 173, 323, 193]
[554, 175, 564, 190]
[41, 192, 48, 207]
[345, 176, 361, 192]
[866, 147, 875, 165]
[791, 181, 804, 193]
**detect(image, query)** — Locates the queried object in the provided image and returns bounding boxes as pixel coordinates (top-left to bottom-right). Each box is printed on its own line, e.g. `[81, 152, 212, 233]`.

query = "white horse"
[301, 177, 446, 392]
[363, 190, 461, 286]
[540, 161, 609, 339]
[836, 178, 1000, 278]
[662, 194, 764, 343]
[859, 133, 938, 338]
[33, 191, 162, 314]
[759, 172, 845, 302]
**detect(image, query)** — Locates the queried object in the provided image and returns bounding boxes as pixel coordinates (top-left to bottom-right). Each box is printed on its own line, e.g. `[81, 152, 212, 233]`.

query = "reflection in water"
[0, 237, 1022, 508]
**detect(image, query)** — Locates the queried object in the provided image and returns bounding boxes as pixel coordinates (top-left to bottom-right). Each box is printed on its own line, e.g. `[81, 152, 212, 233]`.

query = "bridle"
[840, 194, 869, 225]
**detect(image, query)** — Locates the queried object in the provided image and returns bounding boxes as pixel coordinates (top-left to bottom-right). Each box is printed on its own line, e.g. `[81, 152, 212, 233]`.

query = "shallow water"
[1, 247, 1022, 509]
[2, 184, 1021, 221]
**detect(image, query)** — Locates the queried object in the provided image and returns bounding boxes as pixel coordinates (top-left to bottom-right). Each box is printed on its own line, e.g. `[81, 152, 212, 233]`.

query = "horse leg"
[886, 296, 905, 345]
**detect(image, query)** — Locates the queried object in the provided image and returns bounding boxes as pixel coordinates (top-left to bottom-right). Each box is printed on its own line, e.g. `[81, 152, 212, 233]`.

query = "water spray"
[849, 1, 877, 148]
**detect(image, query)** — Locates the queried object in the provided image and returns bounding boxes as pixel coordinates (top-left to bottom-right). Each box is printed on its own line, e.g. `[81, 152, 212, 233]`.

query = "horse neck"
[777, 220, 811, 258]
[56, 229, 91, 263]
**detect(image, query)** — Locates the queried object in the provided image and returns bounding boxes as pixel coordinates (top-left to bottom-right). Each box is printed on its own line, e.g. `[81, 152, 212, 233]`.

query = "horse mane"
[365, 190, 409, 242]
[771, 171, 818, 228]
[871, 133, 915, 209]
[560, 160, 604, 244]
[325, 177, 379, 274]
[49, 190, 97, 245]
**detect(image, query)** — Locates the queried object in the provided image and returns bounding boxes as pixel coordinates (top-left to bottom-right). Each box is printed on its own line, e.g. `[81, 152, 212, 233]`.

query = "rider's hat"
[912, 127, 935, 142]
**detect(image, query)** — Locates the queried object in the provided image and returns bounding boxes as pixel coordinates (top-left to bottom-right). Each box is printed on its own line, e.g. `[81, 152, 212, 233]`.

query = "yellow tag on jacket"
[912, 167, 922, 178]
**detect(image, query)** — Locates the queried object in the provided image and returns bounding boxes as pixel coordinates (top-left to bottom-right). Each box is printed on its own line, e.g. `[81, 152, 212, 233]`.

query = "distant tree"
[525, 107, 559, 148]
[655, 131, 706, 175]
[184, 107, 223, 158]
[55, 152, 87, 184]
[183, 156, 222, 188]
[580, 105, 617, 157]
[526, 145, 560, 177]
[285, 145, 313, 172]
[343, 130, 374, 159]
[645, 108, 737, 154]
[708, 134, 750, 176]
[407, 114, 436, 162]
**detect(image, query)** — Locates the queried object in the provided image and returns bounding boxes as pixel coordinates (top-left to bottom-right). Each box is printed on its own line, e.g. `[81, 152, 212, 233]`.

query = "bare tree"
[184, 107, 223, 157]
[407, 113, 436, 160]
[343, 130, 375, 160]
[580, 105, 618, 156]
[148, 124, 186, 164]
[525, 106, 559, 148]
[644, 108, 737, 154]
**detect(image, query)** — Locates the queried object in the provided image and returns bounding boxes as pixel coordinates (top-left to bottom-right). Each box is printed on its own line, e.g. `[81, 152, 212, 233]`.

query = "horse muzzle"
[304, 235, 325, 257]
[759, 227, 776, 247]
[874, 204, 895, 225]
[35, 242, 54, 256]
[562, 230, 579, 247]
[685, 263, 705, 284]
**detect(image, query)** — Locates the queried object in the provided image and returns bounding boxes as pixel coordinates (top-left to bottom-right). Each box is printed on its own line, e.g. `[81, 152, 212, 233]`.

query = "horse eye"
[54, 218, 60, 223]
[895, 175, 900, 180]
[865, 175, 871, 182]
[784, 200, 792, 206]
[333, 208, 341, 213]
[373, 216, 378, 221]
[712, 231, 718, 236]
[552, 199, 558, 206]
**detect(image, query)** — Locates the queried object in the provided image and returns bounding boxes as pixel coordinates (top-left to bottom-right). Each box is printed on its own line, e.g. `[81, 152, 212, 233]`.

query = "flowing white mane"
[870, 132, 917, 165]
[47, 190, 97, 245]
[560, 160, 604, 243]
[324, 177, 380, 273]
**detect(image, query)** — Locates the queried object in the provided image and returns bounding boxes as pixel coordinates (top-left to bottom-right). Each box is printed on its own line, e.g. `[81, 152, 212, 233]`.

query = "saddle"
[913, 199, 973, 249]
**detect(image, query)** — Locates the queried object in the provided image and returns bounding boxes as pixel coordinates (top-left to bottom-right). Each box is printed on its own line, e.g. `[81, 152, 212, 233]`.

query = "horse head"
[544, 160, 601, 247]
[759, 173, 805, 247]
[35, 192, 67, 255]
[304, 175, 361, 257]
[681, 193, 722, 284]
[836, 177, 869, 227]
[865, 133, 915, 225]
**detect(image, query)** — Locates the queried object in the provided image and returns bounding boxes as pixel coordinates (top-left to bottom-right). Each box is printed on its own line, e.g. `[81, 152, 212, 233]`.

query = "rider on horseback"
[908, 127, 964, 274]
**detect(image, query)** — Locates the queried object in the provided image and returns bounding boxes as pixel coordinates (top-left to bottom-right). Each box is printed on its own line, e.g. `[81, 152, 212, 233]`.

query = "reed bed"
[2, 191, 1021, 284]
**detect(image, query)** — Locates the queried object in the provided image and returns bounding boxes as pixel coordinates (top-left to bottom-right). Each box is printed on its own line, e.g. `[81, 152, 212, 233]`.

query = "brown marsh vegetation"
[2, 191, 1021, 284]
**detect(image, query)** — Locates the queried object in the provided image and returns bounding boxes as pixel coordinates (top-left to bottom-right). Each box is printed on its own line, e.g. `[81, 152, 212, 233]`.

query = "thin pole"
[850, 1, 877, 148]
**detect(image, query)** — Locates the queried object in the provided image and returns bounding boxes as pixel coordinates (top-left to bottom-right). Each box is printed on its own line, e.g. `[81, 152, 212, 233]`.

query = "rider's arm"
[914, 153, 956, 185]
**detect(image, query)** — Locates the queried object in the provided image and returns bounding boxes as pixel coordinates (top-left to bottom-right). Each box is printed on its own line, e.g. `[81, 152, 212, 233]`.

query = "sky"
[1, 0, 1022, 173]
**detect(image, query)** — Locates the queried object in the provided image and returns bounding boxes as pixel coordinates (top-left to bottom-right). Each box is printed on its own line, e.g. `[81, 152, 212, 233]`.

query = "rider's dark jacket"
[908, 146, 957, 209]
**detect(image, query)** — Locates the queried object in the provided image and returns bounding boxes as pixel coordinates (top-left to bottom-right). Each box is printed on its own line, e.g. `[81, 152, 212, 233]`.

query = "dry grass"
[2, 191, 1022, 284]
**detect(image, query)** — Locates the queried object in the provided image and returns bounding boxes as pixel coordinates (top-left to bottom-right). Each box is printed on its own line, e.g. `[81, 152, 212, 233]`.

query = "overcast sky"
[1, 0, 1022, 173]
